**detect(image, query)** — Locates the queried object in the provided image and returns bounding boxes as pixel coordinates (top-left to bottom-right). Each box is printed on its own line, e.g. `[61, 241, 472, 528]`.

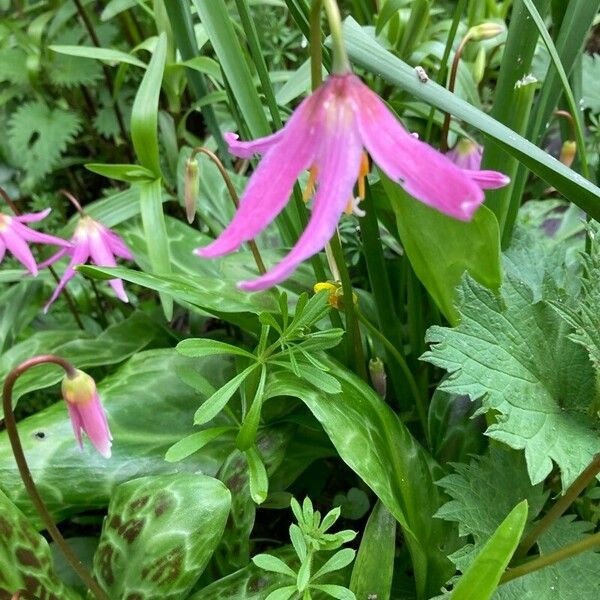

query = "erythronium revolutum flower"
[446, 138, 483, 170]
[195, 73, 510, 291]
[62, 369, 112, 458]
[42, 215, 133, 311]
[0, 209, 71, 275]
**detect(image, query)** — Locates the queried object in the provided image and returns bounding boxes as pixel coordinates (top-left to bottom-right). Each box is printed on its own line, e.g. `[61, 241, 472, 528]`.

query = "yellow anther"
[303, 166, 318, 202]
[313, 281, 357, 310]
[344, 197, 354, 215]
[357, 152, 369, 200]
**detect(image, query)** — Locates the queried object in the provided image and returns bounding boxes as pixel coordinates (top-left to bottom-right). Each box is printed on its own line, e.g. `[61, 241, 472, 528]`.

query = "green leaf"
[252, 553, 297, 578]
[582, 53, 600, 113]
[269, 361, 453, 598]
[131, 31, 166, 176]
[139, 178, 173, 319]
[165, 427, 233, 462]
[192, 0, 271, 137]
[0, 312, 159, 417]
[195, 364, 258, 425]
[49, 44, 147, 68]
[237, 365, 268, 450]
[423, 272, 600, 489]
[93, 473, 230, 599]
[0, 280, 45, 353]
[265, 586, 298, 600]
[8, 101, 81, 181]
[342, 18, 600, 220]
[0, 489, 82, 599]
[349, 501, 396, 600]
[177, 338, 256, 360]
[450, 501, 528, 600]
[380, 171, 502, 325]
[85, 163, 156, 182]
[435, 448, 547, 573]
[310, 584, 356, 599]
[246, 446, 269, 504]
[495, 516, 600, 599]
[313, 548, 356, 580]
[0, 350, 235, 525]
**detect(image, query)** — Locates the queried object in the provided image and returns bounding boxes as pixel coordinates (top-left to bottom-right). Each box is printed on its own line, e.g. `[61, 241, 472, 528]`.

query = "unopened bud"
[313, 281, 357, 310]
[369, 358, 387, 398]
[559, 140, 577, 168]
[62, 369, 96, 405]
[468, 22, 505, 41]
[184, 157, 200, 224]
[473, 47, 486, 84]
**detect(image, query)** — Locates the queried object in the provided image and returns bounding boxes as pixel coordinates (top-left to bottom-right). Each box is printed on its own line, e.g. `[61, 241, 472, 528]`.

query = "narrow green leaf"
[310, 584, 356, 599]
[450, 501, 528, 600]
[49, 44, 146, 68]
[84, 163, 156, 182]
[246, 446, 269, 504]
[313, 548, 356, 580]
[342, 18, 600, 220]
[194, 364, 257, 425]
[131, 31, 167, 176]
[252, 553, 297, 578]
[380, 171, 502, 325]
[349, 501, 396, 600]
[265, 586, 298, 600]
[177, 338, 256, 360]
[236, 365, 267, 450]
[139, 178, 173, 319]
[165, 427, 233, 462]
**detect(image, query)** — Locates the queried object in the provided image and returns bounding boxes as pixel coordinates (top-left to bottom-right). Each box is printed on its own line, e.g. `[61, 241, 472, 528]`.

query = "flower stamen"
[303, 165, 319, 201]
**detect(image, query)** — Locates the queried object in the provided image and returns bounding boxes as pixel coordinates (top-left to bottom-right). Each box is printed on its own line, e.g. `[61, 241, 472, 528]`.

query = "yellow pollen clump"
[303, 166, 318, 202]
[358, 152, 369, 200]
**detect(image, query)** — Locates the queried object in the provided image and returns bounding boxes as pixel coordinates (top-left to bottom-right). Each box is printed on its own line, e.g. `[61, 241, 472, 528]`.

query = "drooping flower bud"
[184, 157, 200, 224]
[468, 22, 505, 41]
[62, 370, 112, 458]
[369, 357, 387, 398]
[559, 140, 577, 168]
[446, 138, 483, 171]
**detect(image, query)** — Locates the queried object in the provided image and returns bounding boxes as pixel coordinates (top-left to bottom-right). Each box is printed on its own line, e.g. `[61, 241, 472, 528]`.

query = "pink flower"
[446, 138, 483, 170]
[195, 74, 509, 291]
[62, 369, 112, 458]
[0, 209, 71, 275]
[43, 216, 133, 311]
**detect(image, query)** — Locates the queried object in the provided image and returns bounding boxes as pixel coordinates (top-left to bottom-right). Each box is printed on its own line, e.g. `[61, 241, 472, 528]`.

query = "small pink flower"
[62, 369, 112, 458]
[195, 74, 509, 291]
[43, 216, 133, 311]
[0, 209, 71, 275]
[446, 138, 483, 170]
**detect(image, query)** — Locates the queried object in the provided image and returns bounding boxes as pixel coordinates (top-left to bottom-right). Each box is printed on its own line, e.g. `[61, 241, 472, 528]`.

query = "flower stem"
[310, 0, 351, 80]
[2, 356, 111, 600]
[191, 147, 267, 276]
[440, 31, 473, 152]
[515, 453, 600, 559]
[500, 530, 600, 585]
[59, 189, 85, 216]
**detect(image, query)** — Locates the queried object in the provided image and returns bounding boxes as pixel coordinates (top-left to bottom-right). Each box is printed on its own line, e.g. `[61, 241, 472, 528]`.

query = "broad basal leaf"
[0, 489, 81, 599]
[423, 273, 600, 489]
[93, 473, 230, 599]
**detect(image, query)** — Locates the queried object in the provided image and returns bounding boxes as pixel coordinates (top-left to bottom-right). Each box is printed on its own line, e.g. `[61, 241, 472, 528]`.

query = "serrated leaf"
[435, 448, 547, 573]
[8, 101, 82, 181]
[495, 516, 600, 599]
[0, 489, 82, 599]
[0, 47, 29, 85]
[93, 473, 231, 599]
[49, 52, 103, 88]
[423, 273, 600, 489]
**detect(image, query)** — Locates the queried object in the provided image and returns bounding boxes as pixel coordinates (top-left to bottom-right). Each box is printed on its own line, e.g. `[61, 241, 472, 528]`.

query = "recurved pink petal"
[11, 220, 71, 247]
[463, 169, 511, 190]
[0, 238, 5, 263]
[75, 393, 112, 458]
[240, 108, 363, 291]
[38, 248, 68, 270]
[352, 80, 485, 220]
[88, 228, 128, 302]
[225, 130, 286, 159]
[44, 241, 90, 312]
[3, 227, 38, 274]
[197, 101, 320, 259]
[102, 228, 133, 260]
[14, 208, 51, 223]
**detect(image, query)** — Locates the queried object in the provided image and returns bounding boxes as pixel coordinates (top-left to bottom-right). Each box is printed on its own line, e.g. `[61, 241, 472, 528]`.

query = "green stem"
[2, 357, 111, 600]
[310, 0, 351, 79]
[356, 311, 427, 432]
[516, 453, 600, 559]
[501, 531, 600, 584]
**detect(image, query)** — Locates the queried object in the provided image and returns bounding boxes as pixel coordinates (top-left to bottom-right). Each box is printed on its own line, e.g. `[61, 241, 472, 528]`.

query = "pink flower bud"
[62, 370, 112, 458]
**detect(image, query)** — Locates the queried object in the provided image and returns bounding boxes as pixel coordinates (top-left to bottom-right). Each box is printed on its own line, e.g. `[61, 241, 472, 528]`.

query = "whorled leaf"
[422, 272, 600, 489]
[93, 473, 231, 599]
[0, 489, 81, 600]
[0, 350, 235, 525]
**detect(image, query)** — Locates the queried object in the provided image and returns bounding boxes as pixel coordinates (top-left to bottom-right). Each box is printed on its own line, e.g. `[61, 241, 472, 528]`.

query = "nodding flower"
[446, 138, 484, 171]
[196, 74, 509, 291]
[0, 209, 71, 275]
[42, 216, 133, 311]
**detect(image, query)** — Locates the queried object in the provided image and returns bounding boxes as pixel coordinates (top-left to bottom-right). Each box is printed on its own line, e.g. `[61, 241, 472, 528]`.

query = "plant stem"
[516, 453, 600, 558]
[440, 31, 472, 152]
[310, 0, 351, 78]
[71, 0, 129, 148]
[2, 357, 111, 600]
[501, 530, 600, 584]
[356, 311, 427, 431]
[191, 147, 267, 275]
